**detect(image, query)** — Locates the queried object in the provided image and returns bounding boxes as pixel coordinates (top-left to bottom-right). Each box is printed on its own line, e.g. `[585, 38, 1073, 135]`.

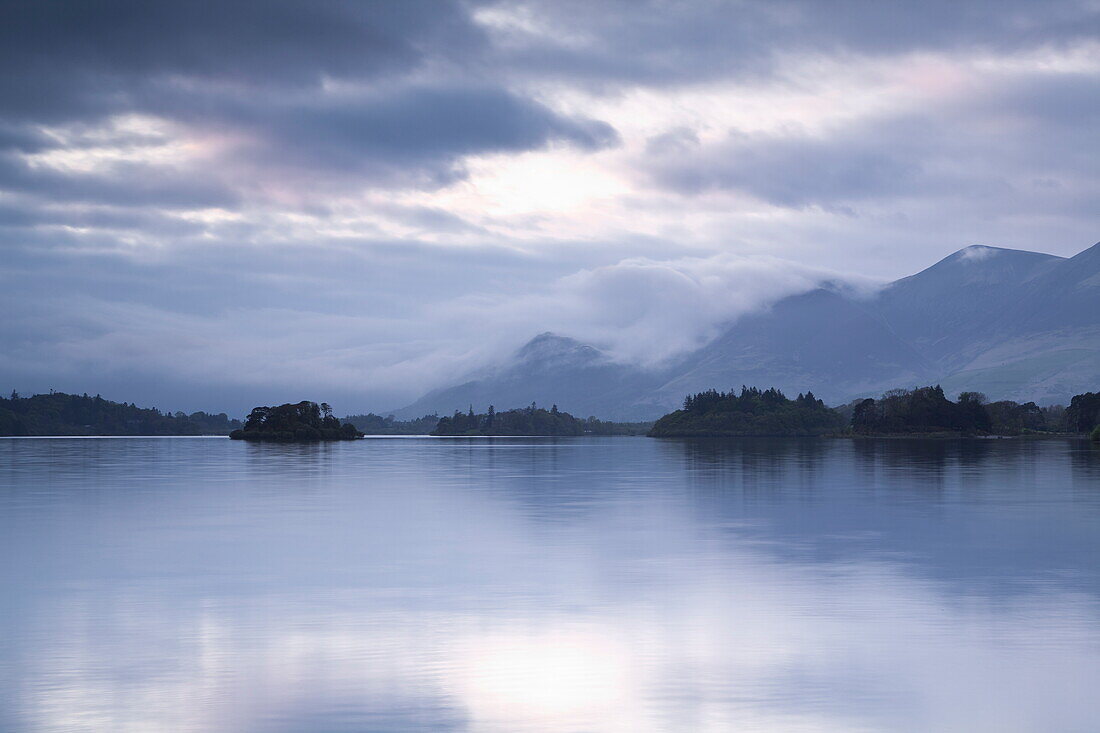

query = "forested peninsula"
[649, 386, 1100, 438]
[0, 391, 241, 436]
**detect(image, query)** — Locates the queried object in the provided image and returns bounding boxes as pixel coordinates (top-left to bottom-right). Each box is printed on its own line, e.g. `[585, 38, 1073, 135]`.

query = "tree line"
[344, 413, 441, 435]
[0, 391, 241, 436]
[650, 385, 1100, 438]
[5, 388, 1097, 441]
[849, 387, 1100, 436]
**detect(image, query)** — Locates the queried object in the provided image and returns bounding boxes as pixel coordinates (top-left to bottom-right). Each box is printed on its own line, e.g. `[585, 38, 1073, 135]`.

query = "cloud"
[646, 69, 1100, 217]
[447, 253, 881, 366]
[477, 0, 1100, 87]
[0, 234, 869, 413]
[0, 0, 1098, 412]
[0, 0, 616, 204]
[650, 128, 924, 208]
[958, 245, 1000, 262]
[184, 85, 620, 190]
[0, 0, 483, 121]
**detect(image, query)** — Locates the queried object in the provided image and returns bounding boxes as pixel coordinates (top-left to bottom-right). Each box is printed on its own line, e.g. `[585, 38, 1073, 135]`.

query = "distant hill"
[396, 242, 1100, 419]
[650, 286, 933, 410]
[0, 391, 241, 436]
[395, 332, 666, 421]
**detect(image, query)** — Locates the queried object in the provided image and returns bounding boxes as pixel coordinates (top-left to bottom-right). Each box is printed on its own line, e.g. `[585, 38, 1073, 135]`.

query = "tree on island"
[649, 387, 844, 437]
[1066, 392, 1100, 434]
[229, 401, 363, 442]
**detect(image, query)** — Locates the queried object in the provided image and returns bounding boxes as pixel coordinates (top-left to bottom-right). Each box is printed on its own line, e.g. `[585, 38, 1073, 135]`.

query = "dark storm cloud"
[251, 86, 618, 162]
[0, 84, 618, 207]
[0, 0, 614, 196]
[170, 85, 620, 187]
[0, 0, 482, 120]
[1, 0, 1094, 202]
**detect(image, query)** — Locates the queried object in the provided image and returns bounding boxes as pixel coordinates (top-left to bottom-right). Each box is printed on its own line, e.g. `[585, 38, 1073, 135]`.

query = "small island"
[431, 404, 652, 436]
[229, 401, 364, 442]
[433, 404, 583, 436]
[648, 387, 844, 437]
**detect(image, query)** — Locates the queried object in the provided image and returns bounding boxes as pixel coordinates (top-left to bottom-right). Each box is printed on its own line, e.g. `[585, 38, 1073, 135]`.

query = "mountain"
[394, 333, 664, 420]
[398, 242, 1100, 418]
[875, 245, 1064, 367]
[933, 243, 1100, 404]
[650, 286, 934, 409]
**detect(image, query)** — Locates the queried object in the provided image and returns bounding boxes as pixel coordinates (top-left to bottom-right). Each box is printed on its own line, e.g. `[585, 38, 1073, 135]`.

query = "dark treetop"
[648, 387, 844, 437]
[0, 391, 241, 436]
[230, 401, 363, 442]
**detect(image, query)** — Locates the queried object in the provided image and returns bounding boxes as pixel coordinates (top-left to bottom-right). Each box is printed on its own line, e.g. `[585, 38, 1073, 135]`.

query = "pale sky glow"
[0, 0, 1097, 413]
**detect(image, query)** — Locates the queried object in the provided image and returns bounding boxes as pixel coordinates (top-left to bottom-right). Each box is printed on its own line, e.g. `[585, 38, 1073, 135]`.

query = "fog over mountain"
[400, 242, 1100, 419]
[1, 1, 1098, 416]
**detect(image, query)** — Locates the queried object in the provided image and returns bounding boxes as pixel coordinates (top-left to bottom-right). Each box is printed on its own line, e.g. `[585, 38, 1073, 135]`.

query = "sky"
[1, 0, 1098, 415]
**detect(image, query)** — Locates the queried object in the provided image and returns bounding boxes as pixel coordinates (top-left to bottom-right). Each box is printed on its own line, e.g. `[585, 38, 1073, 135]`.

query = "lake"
[1, 436, 1099, 732]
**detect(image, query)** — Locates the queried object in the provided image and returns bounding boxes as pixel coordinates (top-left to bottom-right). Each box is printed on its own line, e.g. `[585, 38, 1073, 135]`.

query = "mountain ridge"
[395, 242, 1100, 419]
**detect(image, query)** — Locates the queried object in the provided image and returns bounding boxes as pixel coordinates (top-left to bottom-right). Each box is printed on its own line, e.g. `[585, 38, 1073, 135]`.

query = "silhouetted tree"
[230, 400, 362, 442]
[1066, 392, 1100, 433]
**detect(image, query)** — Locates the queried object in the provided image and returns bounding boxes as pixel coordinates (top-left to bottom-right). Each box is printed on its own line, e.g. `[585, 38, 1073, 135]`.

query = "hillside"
[395, 333, 665, 421]
[398, 242, 1100, 419]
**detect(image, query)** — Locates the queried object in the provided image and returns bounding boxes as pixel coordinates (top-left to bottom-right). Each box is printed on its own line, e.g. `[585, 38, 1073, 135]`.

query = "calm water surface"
[1, 436, 1099, 732]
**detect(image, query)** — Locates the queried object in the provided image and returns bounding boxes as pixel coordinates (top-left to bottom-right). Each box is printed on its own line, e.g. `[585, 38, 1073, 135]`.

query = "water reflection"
[1, 436, 1098, 731]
